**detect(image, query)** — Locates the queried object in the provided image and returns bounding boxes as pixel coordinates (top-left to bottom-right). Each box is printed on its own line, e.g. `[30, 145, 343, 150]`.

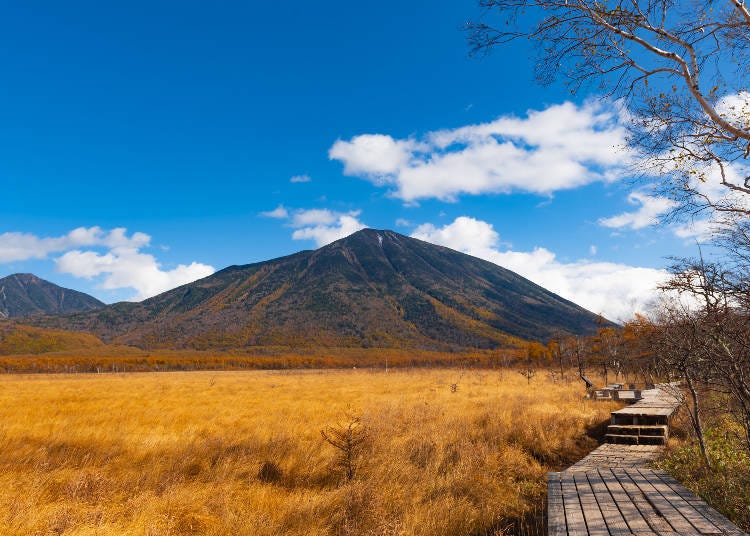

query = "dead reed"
[0, 368, 619, 535]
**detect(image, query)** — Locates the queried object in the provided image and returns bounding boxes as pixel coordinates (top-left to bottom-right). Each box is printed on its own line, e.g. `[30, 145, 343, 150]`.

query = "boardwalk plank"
[587, 469, 636, 535]
[638, 469, 723, 535]
[612, 468, 681, 535]
[652, 473, 749, 536]
[573, 472, 609, 536]
[561, 472, 590, 536]
[599, 468, 656, 535]
[548, 473, 568, 536]
[623, 468, 701, 535]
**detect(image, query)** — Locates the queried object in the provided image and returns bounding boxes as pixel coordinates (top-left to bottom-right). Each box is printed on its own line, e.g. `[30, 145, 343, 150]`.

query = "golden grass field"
[0, 368, 620, 535]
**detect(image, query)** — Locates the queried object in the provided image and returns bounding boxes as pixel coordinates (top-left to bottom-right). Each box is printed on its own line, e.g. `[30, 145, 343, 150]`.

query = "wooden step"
[639, 435, 668, 445]
[611, 413, 670, 426]
[607, 424, 668, 437]
[640, 425, 669, 437]
[605, 433, 640, 445]
[605, 433, 666, 445]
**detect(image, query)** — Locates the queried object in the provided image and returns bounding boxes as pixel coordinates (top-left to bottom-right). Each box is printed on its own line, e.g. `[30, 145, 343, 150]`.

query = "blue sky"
[0, 1, 710, 321]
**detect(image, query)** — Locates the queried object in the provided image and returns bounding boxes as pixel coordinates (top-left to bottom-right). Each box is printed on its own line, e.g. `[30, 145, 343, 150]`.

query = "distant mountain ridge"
[0, 273, 105, 319]
[26, 229, 608, 350]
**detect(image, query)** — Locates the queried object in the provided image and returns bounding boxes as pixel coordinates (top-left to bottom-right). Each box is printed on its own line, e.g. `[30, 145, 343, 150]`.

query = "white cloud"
[0, 226, 149, 263]
[413, 216, 498, 251]
[330, 135, 424, 179]
[260, 205, 289, 219]
[0, 226, 214, 301]
[289, 209, 366, 247]
[716, 91, 750, 130]
[291, 208, 339, 227]
[598, 156, 750, 242]
[412, 217, 668, 322]
[672, 219, 717, 242]
[329, 101, 632, 202]
[690, 160, 750, 215]
[264, 206, 368, 247]
[599, 192, 677, 230]
[652, 159, 750, 242]
[56, 248, 214, 301]
[638, 121, 750, 240]
[290, 174, 312, 183]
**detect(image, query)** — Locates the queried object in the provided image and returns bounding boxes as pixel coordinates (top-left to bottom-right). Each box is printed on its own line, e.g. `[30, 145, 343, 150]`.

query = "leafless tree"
[548, 334, 567, 381]
[621, 315, 660, 384]
[566, 335, 593, 390]
[650, 296, 713, 465]
[517, 343, 540, 384]
[468, 0, 750, 216]
[598, 326, 625, 384]
[661, 255, 750, 452]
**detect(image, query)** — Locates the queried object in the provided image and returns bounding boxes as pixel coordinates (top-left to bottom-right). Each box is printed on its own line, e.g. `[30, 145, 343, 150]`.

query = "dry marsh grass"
[0, 369, 620, 535]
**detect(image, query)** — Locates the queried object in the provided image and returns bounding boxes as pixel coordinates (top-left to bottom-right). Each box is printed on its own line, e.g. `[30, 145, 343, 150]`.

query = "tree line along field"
[0, 348, 526, 374]
[0, 321, 530, 373]
[0, 369, 619, 535]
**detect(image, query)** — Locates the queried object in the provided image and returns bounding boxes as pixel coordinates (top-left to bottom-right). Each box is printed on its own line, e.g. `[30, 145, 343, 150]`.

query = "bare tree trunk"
[574, 341, 592, 391]
[602, 362, 609, 386]
[715, 337, 750, 452]
[526, 355, 534, 385]
[684, 369, 711, 467]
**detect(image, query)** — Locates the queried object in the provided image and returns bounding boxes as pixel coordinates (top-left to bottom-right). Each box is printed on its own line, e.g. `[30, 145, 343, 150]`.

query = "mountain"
[0, 273, 105, 319]
[27, 230, 607, 350]
[0, 322, 105, 355]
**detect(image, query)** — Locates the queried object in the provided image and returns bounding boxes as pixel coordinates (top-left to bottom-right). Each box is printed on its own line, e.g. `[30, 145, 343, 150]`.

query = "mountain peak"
[332, 227, 398, 243]
[10, 273, 42, 282]
[0, 273, 105, 319]
[26, 234, 607, 350]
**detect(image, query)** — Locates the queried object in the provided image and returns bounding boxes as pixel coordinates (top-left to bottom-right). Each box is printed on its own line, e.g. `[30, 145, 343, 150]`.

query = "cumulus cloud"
[412, 216, 668, 322]
[290, 208, 340, 227]
[56, 248, 214, 301]
[330, 135, 425, 179]
[0, 226, 214, 301]
[630, 117, 750, 241]
[672, 219, 718, 242]
[0, 227, 149, 263]
[641, 159, 750, 242]
[688, 160, 750, 218]
[599, 192, 677, 230]
[599, 155, 750, 241]
[329, 101, 632, 202]
[260, 205, 289, 219]
[266, 206, 367, 247]
[290, 174, 312, 183]
[716, 91, 750, 130]
[291, 213, 367, 247]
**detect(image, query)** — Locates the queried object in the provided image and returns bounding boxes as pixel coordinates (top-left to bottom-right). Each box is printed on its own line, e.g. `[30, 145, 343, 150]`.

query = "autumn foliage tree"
[521, 341, 548, 384]
[621, 314, 658, 384]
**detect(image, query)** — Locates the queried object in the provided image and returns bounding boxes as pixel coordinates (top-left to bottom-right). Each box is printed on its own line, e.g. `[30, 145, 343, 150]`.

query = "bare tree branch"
[467, 0, 750, 221]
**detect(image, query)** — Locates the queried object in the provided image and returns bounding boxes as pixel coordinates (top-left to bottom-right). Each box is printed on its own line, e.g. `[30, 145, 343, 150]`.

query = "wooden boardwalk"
[547, 385, 748, 535]
[567, 444, 663, 472]
[605, 385, 682, 446]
